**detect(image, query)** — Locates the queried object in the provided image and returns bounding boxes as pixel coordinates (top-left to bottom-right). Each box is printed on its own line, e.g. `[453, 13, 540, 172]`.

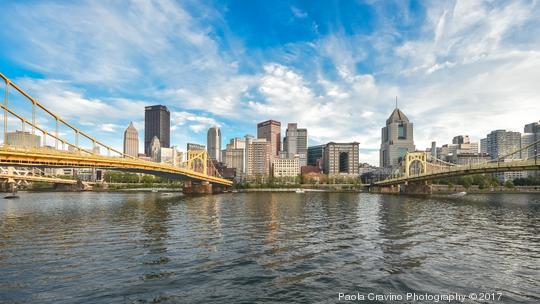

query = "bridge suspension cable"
[0, 72, 230, 185]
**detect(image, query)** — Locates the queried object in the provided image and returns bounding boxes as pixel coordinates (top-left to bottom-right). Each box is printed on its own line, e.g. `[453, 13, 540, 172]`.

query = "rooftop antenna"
[395, 96, 398, 109]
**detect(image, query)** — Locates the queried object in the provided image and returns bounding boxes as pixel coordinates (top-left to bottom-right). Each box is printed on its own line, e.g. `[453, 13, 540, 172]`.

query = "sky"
[0, 0, 539, 165]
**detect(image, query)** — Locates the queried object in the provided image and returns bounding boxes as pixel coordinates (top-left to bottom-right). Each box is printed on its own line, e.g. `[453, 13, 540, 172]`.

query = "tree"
[504, 180, 515, 189]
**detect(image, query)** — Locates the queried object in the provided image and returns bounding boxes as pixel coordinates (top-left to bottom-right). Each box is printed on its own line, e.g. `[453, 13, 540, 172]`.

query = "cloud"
[1, 0, 540, 166]
[291, 6, 308, 19]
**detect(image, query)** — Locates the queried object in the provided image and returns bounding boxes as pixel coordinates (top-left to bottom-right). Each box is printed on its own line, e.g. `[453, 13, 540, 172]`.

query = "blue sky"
[1, 0, 540, 165]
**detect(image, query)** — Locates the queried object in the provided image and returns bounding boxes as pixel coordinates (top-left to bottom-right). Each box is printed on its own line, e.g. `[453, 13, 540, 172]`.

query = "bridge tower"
[404, 152, 428, 177]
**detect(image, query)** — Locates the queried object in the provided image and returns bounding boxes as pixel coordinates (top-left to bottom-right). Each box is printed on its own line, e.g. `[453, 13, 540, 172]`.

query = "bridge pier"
[401, 182, 432, 195]
[1, 180, 17, 193]
[53, 180, 92, 191]
[183, 181, 213, 194]
[370, 185, 400, 193]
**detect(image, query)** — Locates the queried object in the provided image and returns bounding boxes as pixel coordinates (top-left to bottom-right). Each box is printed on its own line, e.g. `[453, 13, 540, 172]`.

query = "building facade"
[257, 120, 281, 158]
[144, 105, 170, 156]
[307, 145, 325, 167]
[158, 146, 181, 166]
[7, 130, 41, 148]
[223, 137, 246, 175]
[380, 107, 415, 169]
[149, 136, 161, 162]
[322, 142, 360, 175]
[523, 121, 539, 160]
[283, 123, 308, 166]
[272, 156, 300, 178]
[484, 130, 521, 160]
[207, 126, 221, 162]
[123, 122, 139, 158]
[435, 135, 480, 163]
[187, 143, 206, 151]
[245, 136, 270, 177]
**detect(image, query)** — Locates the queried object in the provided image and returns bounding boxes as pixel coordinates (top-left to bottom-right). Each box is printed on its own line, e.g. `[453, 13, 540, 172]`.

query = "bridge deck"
[374, 159, 539, 186]
[0, 147, 233, 186]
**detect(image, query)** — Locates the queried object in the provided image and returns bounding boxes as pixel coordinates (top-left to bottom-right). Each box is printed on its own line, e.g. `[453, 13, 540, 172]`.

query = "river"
[1, 192, 539, 303]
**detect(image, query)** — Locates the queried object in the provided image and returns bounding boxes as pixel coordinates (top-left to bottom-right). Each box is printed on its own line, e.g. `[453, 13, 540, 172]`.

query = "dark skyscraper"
[144, 105, 170, 156]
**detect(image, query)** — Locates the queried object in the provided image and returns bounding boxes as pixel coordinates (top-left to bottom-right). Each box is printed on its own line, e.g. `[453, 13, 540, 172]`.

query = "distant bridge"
[373, 139, 539, 193]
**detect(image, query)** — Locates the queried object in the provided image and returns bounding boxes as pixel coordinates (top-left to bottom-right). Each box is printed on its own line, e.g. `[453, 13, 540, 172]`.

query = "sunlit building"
[123, 122, 139, 158]
[380, 107, 415, 169]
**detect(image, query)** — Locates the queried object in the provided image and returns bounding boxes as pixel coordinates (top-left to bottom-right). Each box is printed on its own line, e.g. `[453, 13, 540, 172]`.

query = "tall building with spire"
[207, 126, 222, 162]
[380, 106, 415, 168]
[123, 122, 139, 158]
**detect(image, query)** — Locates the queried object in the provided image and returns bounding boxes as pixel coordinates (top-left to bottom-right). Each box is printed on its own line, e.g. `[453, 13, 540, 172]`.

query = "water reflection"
[0, 192, 538, 303]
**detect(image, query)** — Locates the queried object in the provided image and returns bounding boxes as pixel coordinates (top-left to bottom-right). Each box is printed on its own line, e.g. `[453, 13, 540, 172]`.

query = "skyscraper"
[207, 126, 222, 162]
[485, 130, 521, 159]
[484, 129, 524, 182]
[123, 122, 139, 158]
[257, 120, 281, 157]
[144, 105, 170, 156]
[380, 107, 415, 168]
[283, 123, 308, 166]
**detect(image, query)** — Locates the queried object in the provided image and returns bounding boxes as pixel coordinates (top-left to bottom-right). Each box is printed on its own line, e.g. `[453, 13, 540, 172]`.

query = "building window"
[339, 152, 349, 173]
[398, 124, 406, 139]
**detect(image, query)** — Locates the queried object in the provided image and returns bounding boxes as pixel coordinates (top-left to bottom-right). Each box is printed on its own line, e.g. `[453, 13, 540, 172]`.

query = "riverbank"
[236, 188, 363, 193]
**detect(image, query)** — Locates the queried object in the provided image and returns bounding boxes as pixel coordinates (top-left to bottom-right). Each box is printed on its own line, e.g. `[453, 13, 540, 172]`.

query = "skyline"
[1, 0, 540, 165]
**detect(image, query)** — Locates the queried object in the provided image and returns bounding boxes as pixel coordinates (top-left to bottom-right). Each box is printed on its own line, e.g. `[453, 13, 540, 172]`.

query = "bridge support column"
[183, 181, 213, 194]
[401, 182, 432, 195]
[53, 180, 92, 191]
[370, 185, 400, 193]
[2, 179, 17, 193]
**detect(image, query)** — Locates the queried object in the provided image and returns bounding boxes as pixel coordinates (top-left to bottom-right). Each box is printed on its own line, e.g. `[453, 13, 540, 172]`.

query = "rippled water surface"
[1, 192, 539, 303]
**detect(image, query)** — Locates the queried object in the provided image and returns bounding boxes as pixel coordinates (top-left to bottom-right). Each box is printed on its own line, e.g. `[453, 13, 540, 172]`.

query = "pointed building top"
[386, 107, 409, 124]
[125, 121, 138, 133]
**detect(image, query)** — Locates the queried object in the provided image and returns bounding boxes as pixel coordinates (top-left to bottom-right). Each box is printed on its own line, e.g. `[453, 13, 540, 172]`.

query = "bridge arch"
[405, 152, 427, 177]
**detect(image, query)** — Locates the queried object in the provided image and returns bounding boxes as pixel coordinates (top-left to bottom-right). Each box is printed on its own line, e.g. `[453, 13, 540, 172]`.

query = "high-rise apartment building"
[380, 107, 415, 168]
[322, 142, 360, 175]
[257, 120, 281, 157]
[283, 123, 308, 166]
[144, 105, 170, 156]
[484, 130, 521, 160]
[245, 135, 270, 177]
[123, 122, 139, 158]
[207, 126, 221, 162]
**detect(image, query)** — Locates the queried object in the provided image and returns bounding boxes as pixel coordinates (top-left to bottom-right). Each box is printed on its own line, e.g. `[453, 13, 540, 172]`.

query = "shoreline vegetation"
[20, 183, 540, 194]
[8, 171, 540, 194]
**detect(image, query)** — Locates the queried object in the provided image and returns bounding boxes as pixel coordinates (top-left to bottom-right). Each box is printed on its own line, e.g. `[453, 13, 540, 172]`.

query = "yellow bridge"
[373, 147, 539, 193]
[0, 72, 232, 188]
